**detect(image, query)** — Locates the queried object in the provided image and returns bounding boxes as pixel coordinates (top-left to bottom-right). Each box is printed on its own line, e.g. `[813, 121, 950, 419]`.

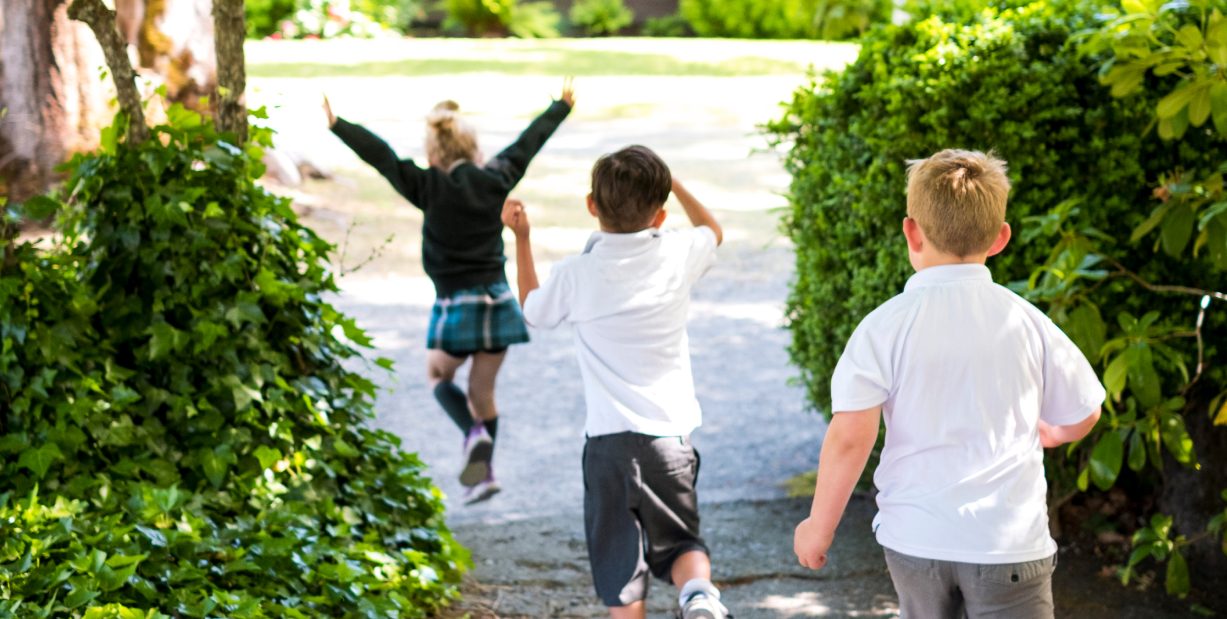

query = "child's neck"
[911, 251, 988, 272]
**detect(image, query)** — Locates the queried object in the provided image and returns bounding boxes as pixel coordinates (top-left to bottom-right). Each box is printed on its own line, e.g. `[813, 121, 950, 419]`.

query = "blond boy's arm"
[501, 199, 539, 307]
[794, 406, 881, 570]
[1038, 408, 1101, 448]
[671, 178, 723, 246]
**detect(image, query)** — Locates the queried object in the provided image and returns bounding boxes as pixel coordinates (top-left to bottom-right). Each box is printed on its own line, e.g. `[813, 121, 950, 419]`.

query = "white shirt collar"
[583, 228, 661, 254]
[904, 263, 993, 291]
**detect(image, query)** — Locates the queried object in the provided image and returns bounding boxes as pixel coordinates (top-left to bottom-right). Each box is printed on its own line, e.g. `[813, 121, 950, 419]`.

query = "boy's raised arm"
[794, 406, 882, 570]
[501, 199, 539, 307]
[672, 178, 723, 245]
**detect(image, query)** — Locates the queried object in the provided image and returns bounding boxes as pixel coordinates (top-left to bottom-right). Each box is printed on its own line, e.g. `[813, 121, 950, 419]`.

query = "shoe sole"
[464, 484, 502, 506]
[459, 439, 493, 487]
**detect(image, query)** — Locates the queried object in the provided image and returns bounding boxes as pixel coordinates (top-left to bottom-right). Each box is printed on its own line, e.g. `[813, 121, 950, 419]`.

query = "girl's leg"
[608, 602, 646, 619]
[427, 349, 473, 435]
[467, 349, 508, 436]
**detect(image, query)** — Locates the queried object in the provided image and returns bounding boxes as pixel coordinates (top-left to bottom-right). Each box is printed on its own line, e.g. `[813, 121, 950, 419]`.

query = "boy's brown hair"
[590, 145, 671, 232]
[906, 149, 1011, 257]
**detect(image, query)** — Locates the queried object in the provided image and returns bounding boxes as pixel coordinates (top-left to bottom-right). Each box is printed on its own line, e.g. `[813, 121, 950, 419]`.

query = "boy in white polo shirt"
[501, 145, 730, 619]
[793, 149, 1106, 618]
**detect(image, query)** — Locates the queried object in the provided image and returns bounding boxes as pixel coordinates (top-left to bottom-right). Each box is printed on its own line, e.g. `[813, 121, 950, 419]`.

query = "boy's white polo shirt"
[523, 226, 717, 438]
[832, 263, 1105, 564]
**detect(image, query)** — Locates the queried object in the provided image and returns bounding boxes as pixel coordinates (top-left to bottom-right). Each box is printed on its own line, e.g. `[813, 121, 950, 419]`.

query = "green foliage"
[0, 107, 467, 616]
[769, 0, 1226, 598]
[569, 0, 634, 36]
[642, 14, 692, 37]
[442, 0, 561, 37]
[680, 0, 890, 40]
[245, 0, 297, 37]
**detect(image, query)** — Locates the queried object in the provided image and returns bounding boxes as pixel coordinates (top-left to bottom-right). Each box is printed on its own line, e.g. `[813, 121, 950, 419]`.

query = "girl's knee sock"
[433, 381, 474, 435]
[483, 417, 498, 442]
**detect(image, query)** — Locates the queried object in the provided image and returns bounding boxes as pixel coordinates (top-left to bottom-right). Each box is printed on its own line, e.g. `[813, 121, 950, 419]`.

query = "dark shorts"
[427, 281, 529, 355]
[582, 432, 708, 607]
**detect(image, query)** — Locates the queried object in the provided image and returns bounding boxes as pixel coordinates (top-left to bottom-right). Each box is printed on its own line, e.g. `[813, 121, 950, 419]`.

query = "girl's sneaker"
[464, 471, 501, 505]
[460, 425, 493, 487]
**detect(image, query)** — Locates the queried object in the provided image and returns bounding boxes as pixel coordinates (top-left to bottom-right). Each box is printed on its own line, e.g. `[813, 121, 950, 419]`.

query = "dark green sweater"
[331, 100, 572, 295]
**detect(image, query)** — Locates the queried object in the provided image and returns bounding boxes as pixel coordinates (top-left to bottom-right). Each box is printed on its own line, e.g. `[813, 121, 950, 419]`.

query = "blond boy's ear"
[902, 217, 925, 254]
[587, 193, 598, 218]
[986, 222, 1012, 257]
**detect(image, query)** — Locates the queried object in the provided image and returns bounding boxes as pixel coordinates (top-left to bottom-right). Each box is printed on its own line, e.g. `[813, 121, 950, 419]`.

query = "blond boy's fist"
[502, 198, 530, 237]
[793, 517, 833, 570]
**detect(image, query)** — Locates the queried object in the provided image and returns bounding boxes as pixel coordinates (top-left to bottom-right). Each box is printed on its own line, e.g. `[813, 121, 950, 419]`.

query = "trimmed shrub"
[443, 0, 561, 37]
[642, 14, 691, 37]
[0, 108, 468, 616]
[680, 0, 890, 40]
[570, 0, 634, 36]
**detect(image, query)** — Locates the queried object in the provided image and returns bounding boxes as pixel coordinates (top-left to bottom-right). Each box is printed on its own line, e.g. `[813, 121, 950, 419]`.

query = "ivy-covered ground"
[246, 39, 1206, 617]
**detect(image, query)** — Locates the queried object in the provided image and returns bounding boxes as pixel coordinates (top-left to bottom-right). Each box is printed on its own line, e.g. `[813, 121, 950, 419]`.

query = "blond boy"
[793, 149, 1105, 617]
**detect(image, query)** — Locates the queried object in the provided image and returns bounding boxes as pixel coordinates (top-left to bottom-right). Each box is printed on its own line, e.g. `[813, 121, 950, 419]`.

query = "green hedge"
[0, 108, 467, 617]
[680, 0, 890, 40]
[768, 1, 1172, 411]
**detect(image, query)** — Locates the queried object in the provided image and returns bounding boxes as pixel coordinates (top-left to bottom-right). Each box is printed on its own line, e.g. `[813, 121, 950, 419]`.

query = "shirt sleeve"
[331, 118, 427, 206]
[522, 263, 573, 329]
[484, 100, 572, 189]
[830, 316, 892, 413]
[1038, 315, 1107, 426]
[684, 226, 719, 286]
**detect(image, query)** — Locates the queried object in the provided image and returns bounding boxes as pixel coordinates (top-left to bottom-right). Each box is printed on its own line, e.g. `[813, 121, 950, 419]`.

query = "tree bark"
[68, 0, 148, 144]
[0, 0, 109, 200]
[211, 0, 245, 143]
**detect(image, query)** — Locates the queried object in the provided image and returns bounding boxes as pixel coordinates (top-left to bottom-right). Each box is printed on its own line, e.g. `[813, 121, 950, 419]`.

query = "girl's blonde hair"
[425, 101, 478, 169]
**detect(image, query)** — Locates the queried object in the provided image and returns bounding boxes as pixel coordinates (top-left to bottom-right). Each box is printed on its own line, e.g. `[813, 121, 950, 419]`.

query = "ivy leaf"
[254, 445, 282, 470]
[201, 444, 237, 489]
[148, 322, 185, 361]
[1089, 430, 1125, 491]
[18, 443, 63, 479]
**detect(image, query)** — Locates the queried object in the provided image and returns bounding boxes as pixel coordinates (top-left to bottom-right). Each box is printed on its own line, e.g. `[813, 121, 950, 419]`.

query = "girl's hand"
[322, 94, 337, 128]
[502, 199, 531, 238]
[560, 76, 576, 108]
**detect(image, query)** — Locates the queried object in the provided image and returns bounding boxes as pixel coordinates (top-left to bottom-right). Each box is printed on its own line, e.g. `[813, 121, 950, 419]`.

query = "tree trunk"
[212, 0, 245, 143]
[0, 0, 109, 201]
[69, 0, 148, 144]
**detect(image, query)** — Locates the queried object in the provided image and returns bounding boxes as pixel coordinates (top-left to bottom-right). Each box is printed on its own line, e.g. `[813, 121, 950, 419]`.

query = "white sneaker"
[463, 474, 501, 505]
[459, 425, 493, 487]
[681, 592, 731, 619]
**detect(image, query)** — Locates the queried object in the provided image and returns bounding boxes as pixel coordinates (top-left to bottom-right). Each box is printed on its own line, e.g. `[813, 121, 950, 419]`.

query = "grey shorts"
[883, 546, 1057, 618]
[582, 432, 709, 607]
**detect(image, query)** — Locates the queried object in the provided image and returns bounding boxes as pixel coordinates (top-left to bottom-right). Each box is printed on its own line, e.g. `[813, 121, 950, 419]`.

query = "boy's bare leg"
[671, 550, 712, 586]
[467, 350, 507, 423]
[609, 601, 646, 619]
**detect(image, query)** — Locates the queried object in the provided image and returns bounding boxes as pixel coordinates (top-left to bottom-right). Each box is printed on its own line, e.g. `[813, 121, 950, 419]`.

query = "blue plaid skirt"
[427, 281, 529, 355]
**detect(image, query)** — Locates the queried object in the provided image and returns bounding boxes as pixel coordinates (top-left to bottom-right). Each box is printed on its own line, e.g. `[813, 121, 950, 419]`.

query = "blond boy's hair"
[425, 100, 478, 169]
[906, 149, 1011, 257]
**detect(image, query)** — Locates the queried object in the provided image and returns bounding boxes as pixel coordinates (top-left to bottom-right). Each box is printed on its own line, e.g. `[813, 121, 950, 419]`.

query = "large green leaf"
[18, 443, 63, 479]
[1089, 430, 1125, 491]
[1165, 550, 1190, 597]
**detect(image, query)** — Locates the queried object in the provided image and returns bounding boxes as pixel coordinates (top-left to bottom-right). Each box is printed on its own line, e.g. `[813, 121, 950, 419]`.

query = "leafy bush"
[442, 0, 561, 37]
[680, 0, 890, 40]
[768, 0, 1225, 598]
[246, 0, 297, 37]
[247, 0, 421, 38]
[570, 0, 634, 36]
[642, 14, 692, 37]
[0, 107, 468, 616]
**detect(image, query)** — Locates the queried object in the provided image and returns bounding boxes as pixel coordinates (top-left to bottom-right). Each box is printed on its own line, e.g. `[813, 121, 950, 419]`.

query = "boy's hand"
[794, 517, 834, 570]
[502, 199, 531, 237]
[322, 94, 337, 128]
[560, 76, 576, 107]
